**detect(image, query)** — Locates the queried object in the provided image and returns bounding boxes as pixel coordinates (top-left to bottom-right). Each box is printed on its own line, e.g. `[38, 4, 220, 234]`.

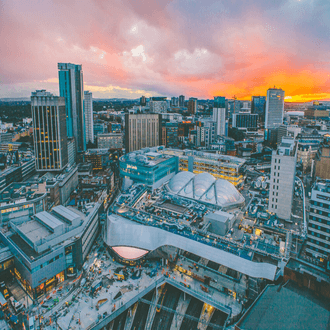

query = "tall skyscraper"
[179, 95, 185, 107]
[213, 96, 226, 136]
[268, 138, 296, 219]
[251, 96, 266, 123]
[31, 90, 68, 171]
[188, 98, 198, 114]
[265, 88, 285, 129]
[125, 113, 162, 153]
[84, 91, 94, 144]
[58, 63, 85, 151]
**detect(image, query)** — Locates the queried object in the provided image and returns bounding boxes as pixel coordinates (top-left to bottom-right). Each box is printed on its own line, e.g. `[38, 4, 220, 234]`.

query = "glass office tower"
[58, 63, 85, 151]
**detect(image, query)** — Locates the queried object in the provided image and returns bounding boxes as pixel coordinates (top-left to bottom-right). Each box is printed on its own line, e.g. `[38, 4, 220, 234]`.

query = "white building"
[265, 88, 285, 129]
[149, 98, 167, 113]
[84, 91, 94, 144]
[213, 108, 226, 136]
[268, 138, 296, 219]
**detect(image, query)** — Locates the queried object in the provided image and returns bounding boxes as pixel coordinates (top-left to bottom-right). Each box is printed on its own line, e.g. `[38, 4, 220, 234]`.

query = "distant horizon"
[1, 95, 329, 105]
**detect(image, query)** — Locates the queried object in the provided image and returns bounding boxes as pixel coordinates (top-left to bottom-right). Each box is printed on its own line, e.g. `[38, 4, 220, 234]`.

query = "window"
[274, 166, 276, 170]
[277, 179, 279, 183]
[277, 186, 279, 190]
[274, 172, 276, 176]
[272, 204, 274, 208]
[275, 205, 277, 209]
[279, 159, 281, 164]
[275, 159, 277, 163]
[278, 173, 280, 177]
[272, 198, 274, 202]
[274, 179, 275, 183]
[276, 192, 278, 196]
[276, 199, 278, 203]
[278, 166, 280, 170]
[273, 185, 275, 189]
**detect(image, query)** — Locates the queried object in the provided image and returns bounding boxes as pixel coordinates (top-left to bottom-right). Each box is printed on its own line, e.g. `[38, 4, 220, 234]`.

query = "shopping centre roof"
[167, 171, 245, 208]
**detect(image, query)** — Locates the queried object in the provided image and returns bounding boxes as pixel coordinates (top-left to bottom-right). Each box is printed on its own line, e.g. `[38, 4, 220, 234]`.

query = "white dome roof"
[194, 173, 216, 198]
[168, 171, 195, 193]
[167, 171, 244, 208]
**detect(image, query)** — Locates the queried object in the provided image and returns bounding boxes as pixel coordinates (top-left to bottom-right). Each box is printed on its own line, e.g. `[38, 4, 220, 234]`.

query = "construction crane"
[232, 95, 237, 114]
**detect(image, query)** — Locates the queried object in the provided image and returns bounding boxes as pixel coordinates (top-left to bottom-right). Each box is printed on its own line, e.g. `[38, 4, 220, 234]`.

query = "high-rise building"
[162, 122, 179, 148]
[170, 97, 179, 107]
[213, 96, 226, 136]
[265, 88, 285, 129]
[31, 90, 68, 171]
[140, 95, 146, 106]
[268, 138, 296, 219]
[232, 113, 258, 130]
[125, 113, 162, 153]
[84, 91, 94, 144]
[307, 181, 330, 260]
[58, 63, 85, 151]
[251, 96, 266, 123]
[149, 97, 167, 113]
[188, 98, 198, 115]
[179, 95, 185, 107]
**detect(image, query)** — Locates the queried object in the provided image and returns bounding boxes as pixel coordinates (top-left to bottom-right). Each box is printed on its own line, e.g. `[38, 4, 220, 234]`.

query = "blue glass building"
[120, 148, 179, 189]
[251, 96, 266, 123]
[214, 96, 226, 108]
[58, 63, 86, 151]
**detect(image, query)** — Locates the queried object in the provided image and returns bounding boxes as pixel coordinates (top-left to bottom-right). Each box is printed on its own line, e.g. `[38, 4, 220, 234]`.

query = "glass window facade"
[120, 156, 178, 187]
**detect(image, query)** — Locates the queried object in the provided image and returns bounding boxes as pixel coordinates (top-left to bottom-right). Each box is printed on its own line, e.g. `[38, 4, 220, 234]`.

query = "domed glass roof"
[167, 171, 244, 208]
[168, 171, 195, 193]
[194, 173, 216, 198]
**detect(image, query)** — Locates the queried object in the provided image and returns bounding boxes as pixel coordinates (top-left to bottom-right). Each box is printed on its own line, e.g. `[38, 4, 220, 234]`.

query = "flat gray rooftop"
[237, 282, 330, 330]
[35, 212, 64, 231]
[18, 220, 51, 243]
[53, 205, 81, 224]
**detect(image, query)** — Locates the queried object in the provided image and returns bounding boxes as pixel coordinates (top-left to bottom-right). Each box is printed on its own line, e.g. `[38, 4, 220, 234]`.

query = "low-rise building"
[0, 204, 100, 300]
[98, 133, 123, 149]
[0, 182, 47, 224]
[160, 148, 246, 186]
[120, 147, 179, 189]
[45, 165, 78, 206]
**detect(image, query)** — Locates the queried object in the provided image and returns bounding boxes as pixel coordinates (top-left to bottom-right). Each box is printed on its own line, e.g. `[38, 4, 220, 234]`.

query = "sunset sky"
[1, 0, 330, 101]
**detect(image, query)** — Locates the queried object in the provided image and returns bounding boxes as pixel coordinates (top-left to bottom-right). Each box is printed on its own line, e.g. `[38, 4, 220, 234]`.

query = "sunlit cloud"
[0, 0, 330, 100]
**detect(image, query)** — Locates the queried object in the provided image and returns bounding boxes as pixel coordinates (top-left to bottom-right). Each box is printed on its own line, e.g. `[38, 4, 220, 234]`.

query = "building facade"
[120, 148, 179, 189]
[251, 96, 266, 123]
[265, 88, 285, 129]
[307, 181, 330, 260]
[125, 114, 162, 153]
[188, 98, 198, 114]
[58, 63, 85, 151]
[179, 95, 185, 107]
[268, 141, 296, 219]
[84, 91, 94, 144]
[160, 149, 245, 186]
[98, 133, 123, 149]
[0, 205, 100, 300]
[149, 97, 167, 113]
[232, 113, 258, 130]
[31, 90, 68, 171]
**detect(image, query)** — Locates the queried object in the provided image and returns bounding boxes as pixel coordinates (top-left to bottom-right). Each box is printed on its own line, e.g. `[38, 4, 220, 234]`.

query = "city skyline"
[1, 0, 330, 102]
